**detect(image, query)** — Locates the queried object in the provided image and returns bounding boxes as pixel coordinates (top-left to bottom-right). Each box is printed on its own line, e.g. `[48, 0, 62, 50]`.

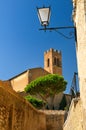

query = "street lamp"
[37, 6, 77, 41]
[37, 6, 51, 29]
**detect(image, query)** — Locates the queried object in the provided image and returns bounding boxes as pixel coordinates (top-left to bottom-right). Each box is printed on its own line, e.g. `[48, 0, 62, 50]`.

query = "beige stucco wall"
[63, 1, 86, 129]
[47, 92, 63, 109]
[63, 98, 83, 130]
[10, 71, 29, 92]
[10, 68, 50, 92]
[73, 0, 86, 128]
[28, 68, 50, 83]
[73, 0, 86, 109]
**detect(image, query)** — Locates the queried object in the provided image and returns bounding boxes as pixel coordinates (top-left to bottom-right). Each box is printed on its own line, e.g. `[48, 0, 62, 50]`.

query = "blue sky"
[0, 0, 77, 93]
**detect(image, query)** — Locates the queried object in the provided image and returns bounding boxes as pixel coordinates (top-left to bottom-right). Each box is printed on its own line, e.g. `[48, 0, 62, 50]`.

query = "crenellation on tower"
[44, 48, 61, 55]
[44, 51, 47, 54]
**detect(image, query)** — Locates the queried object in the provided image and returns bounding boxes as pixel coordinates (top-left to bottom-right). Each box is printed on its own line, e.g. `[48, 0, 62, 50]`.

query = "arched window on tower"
[59, 60, 62, 67]
[54, 57, 57, 65]
[53, 57, 62, 67]
[47, 58, 50, 67]
[57, 58, 62, 67]
[57, 58, 59, 66]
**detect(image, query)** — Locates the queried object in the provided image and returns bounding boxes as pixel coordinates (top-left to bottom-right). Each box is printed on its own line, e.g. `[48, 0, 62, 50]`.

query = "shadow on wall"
[0, 80, 46, 130]
[0, 80, 66, 130]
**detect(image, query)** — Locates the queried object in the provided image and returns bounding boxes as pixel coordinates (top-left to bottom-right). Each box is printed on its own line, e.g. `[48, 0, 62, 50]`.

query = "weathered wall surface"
[40, 110, 65, 130]
[28, 68, 50, 83]
[44, 48, 62, 75]
[10, 68, 50, 92]
[0, 81, 46, 130]
[73, 0, 86, 109]
[72, 0, 86, 129]
[10, 71, 29, 92]
[0, 80, 66, 130]
[47, 92, 63, 109]
[63, 98, 83, 130]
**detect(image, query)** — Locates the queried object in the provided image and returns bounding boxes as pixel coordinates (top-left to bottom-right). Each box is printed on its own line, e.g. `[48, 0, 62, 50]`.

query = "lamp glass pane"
[38, 8, 50, 26]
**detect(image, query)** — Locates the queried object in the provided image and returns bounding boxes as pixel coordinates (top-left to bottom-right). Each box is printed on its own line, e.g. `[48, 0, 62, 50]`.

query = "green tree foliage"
[25, 74, 67, 99]
[25, 95, 44, 108]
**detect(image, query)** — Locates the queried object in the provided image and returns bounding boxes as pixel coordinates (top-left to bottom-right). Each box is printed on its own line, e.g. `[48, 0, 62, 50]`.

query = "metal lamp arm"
[39, 26, 77, 41]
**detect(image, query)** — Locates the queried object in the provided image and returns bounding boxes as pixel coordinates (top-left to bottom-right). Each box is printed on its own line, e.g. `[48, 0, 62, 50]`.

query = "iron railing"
[70, 72, 80, 98]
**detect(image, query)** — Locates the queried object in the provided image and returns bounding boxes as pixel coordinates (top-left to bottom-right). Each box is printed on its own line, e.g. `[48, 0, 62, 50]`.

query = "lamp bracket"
[39, 26, 77, 41]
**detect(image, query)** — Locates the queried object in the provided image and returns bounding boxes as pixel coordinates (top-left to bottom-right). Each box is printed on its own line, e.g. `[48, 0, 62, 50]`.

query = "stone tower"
[73, 0, 86, 108]
[44, 48, 62, 75]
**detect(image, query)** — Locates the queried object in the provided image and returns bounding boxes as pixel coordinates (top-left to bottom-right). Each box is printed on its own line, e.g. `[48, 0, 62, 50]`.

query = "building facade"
[72, 0, 86, 129]
[8, 48, 68, 110]
[63, 0, 86, 129]
[73, 0, 86, 109]
[9, 48, 62, 92]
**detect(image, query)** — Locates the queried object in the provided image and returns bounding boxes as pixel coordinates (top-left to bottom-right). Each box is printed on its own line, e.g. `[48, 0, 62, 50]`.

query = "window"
[53, 57, 62, 67]
[57, 58, 59, 66]
[47, 58, 50, 67]
[54, 57, 57, 65]
[57, 59, 62, 67]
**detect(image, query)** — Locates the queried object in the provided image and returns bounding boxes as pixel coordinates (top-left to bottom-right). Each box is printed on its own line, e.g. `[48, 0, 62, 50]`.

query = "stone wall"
[44, 48, 62, 75]
[0, 82, 46, 130]
[73, 0, 86, 109]
[0, 80, 65, 130]
[40, 110, 65, 130]
[72, 0, 86, 129]
[63, 98, 83, 130]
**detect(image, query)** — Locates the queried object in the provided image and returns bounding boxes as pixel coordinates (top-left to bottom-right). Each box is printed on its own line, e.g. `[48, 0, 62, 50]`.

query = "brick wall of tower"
[44, 48, 62, 75]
